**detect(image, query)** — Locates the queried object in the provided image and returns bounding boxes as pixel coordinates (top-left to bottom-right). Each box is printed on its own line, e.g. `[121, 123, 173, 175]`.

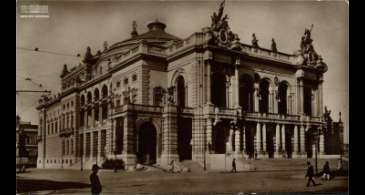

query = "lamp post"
[312, 128, 322, 175]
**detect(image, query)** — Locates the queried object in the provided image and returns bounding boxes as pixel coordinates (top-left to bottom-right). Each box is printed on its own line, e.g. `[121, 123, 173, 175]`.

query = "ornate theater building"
[36, 2, 335, 170]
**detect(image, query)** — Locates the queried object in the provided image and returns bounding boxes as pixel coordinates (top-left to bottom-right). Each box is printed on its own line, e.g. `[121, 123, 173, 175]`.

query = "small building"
[16, 116, 38, 167]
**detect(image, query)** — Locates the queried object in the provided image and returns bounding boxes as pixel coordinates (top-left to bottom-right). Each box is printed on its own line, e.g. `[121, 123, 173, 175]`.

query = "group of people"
[88, 159, 343, 194]
[305, 160, 338, 187]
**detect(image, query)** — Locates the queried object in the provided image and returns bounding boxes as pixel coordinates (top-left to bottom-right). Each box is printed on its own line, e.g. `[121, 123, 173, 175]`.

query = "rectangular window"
[86, 133, 90, 157]
[93, 131, 98, 157]
[101, 130, 106, 157]
[116, 81, 121, 88]
[62, 141, 65, 155]
[71, 139, 73, 154]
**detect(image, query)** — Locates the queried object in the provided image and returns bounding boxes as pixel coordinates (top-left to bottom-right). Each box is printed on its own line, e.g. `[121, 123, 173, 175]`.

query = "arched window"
[80, 95, 85, 106]
[176, 76, 186, 107]
[278, 82, 289, 115]
[304, 86, 312, 116]
[102, 85, 108, 99]
[239, 74, 254, 112]
[211, 72, 226, 108]
[259, 79, 270, 113]
[94, 88, 100, 101]
[87, 92, 92, 104]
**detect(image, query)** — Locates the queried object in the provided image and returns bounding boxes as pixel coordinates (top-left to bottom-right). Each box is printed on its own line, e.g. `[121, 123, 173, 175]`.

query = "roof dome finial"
[147, 19, 166, 32]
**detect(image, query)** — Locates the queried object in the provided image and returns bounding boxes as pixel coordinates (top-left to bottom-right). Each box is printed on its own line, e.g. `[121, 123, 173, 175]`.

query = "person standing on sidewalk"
[305, 161, 317, 187]
[90, 164, 102, 195]
[231, 158, 237, 173]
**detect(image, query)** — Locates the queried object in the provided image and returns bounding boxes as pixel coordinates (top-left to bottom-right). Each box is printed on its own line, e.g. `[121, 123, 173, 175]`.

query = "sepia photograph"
[16, 0, 349, 194]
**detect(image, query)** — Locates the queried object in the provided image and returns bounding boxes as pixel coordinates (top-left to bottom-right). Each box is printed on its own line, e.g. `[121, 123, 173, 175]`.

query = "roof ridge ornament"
[131, 20, 138, 37]
[208, 0, 237, 48]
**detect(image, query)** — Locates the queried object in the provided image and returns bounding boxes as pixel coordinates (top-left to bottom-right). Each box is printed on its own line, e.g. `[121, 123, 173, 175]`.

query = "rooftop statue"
[252, 33, 259, 48]
[211, 0, 228, 31]
[209, 0, 236, 47]
[271, 38, 277, 52]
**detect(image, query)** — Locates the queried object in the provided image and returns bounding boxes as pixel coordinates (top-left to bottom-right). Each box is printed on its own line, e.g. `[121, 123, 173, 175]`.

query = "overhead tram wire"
[16, 46, 82, 58]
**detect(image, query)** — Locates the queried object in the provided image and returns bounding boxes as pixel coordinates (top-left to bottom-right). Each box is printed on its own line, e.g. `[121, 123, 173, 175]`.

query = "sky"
[16, 0, 349, 143]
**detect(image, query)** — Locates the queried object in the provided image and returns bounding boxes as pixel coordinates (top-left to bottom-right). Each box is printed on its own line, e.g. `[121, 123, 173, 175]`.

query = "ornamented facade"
[37, 1, 338, 170]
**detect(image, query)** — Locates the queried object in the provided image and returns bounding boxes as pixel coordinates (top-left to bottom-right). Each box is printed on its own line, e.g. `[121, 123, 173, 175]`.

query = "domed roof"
[108, 20, 181, 52]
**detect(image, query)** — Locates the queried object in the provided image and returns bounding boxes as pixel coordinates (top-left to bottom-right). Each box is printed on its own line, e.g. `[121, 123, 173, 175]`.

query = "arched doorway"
[278, 82, 288, 115]
[176, 76, 185, 108]
[239, 74, 254, 112]
[304, 86, 312, 116]
[259, 79, 270, 113]
[211, 72, 226, 108]
[137, 122, 157, 164]
[305, 128, 315, 158]
[177, 118, 192, 161]
[212, 121, 230, 154]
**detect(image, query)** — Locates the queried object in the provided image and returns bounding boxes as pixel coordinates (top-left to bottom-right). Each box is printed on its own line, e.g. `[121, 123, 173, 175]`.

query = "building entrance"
[137, 122, 157, 165]
[177, 117, 192, 161]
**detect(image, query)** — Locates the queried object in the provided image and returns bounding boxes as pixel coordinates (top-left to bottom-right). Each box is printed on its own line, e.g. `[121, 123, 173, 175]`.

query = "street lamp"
[312, 128, 323, 175]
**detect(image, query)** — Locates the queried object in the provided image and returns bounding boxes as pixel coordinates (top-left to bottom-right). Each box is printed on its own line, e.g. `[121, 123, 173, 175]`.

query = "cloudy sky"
[16, 0, 348, 143]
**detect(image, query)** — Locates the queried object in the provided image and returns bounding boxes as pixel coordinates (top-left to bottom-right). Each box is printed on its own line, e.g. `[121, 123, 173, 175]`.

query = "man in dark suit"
[90, 164, 102, 195]
[231, 158, 237, 173]
[305, 161, 317, 187]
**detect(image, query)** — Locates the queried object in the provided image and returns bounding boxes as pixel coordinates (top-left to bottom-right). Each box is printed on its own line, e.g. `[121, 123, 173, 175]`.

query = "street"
[16, 159, 348, 194]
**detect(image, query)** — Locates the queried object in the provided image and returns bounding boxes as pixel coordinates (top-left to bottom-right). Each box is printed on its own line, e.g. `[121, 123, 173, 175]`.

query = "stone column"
[226, 77, 230, 108]
[318, 78, 324, 118]
[234, 60, 240, 108]
[273, 87, 278, 114]
[275, 123, 280, 158]
[255, 123, 261, 156]
[97, 130, 101, 164]
[242, 126, 246, 156]
[281, 124, 286, 153]
[84, 110, 87, 129]
[206, 118, 213, 153]
[99, 104, 103, 125]
[269, 87, 274, 113]
[297, 79, 304, 115]
[293, 125, 299, 157]
[235, 129, 240, 156]
[300, 125, 306, 156]
[253, 83, 260, 112]
[262, 123, 267, 154]
[206, 61, 212, 105]
[82, 133, 86, 162]
[122, 114, 136, 171]
[319, 131, 325, 155]
[90, 131, 93, 161]
[91, 105, 95, 127]
[161, 105, 179, 167]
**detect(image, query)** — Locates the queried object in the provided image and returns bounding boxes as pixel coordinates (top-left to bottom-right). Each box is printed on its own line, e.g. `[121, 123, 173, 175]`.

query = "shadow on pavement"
[16, 178, 91, 193]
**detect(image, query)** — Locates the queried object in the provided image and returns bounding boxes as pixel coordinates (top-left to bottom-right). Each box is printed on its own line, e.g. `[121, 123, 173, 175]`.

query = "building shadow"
[16, 178, 91, 193]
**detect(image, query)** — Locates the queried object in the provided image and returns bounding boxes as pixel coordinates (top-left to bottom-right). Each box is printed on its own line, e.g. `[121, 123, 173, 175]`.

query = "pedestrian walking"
[231, 158, 237, 173]
[322, 161, 331, 180]
[305, 161, 317, 187]
[90, 164, 102, 195]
